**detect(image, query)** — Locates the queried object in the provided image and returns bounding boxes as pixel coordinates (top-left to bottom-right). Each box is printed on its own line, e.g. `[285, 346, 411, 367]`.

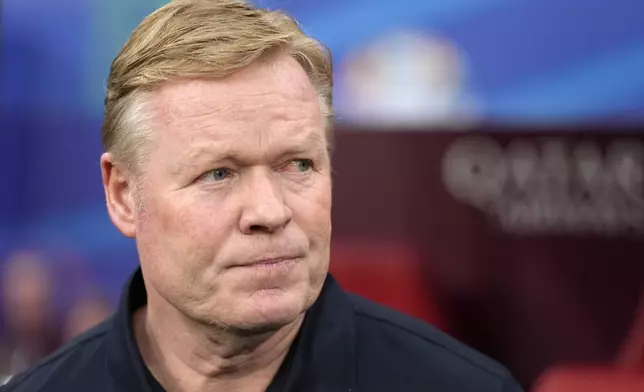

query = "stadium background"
[2, 0, 644, 389]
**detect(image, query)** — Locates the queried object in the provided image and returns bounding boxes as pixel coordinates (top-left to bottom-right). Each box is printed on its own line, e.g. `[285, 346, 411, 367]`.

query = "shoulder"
[348, 294, 522, 391]
[1, 321, 110, 392]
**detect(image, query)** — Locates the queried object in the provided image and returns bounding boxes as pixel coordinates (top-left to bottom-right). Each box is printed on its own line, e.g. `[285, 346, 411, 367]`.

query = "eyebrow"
[273, 131, 326, 158]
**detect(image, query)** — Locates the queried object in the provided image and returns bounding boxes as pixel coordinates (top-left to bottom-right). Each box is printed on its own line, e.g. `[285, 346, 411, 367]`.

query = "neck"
[133, 295, 303, 392]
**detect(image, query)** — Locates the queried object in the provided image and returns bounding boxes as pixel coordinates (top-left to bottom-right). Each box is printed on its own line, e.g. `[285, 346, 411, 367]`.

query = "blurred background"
[1, 0, 644, 390]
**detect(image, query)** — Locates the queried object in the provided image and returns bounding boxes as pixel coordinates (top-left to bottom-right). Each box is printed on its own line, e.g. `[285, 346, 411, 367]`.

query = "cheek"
[137, 193, 232, 270]
[290, 178, 333, 240]
[146, 193, 215, 235]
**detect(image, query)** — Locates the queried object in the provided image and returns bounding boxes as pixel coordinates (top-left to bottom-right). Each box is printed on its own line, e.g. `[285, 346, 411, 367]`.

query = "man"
[3, 1, 523, 391]
[0, 252, 59, 380]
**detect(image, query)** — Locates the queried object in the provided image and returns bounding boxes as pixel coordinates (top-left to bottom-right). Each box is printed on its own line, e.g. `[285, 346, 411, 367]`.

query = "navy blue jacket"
[2, 268, 523, 392]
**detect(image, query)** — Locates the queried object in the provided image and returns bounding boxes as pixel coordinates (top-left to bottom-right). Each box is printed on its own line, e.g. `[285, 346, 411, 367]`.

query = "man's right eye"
[203, 168, 230, 182]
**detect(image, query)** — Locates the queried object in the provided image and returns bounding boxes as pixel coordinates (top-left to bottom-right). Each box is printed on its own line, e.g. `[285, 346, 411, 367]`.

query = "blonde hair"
[102, 0, 333, 172]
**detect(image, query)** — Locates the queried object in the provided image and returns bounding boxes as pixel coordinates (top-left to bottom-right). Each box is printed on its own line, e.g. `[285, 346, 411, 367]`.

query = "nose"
[239, 168, 293, 234]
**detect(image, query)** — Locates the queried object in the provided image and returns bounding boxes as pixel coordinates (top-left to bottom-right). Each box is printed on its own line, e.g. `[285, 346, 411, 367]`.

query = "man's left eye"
[288, 159, 313, 172]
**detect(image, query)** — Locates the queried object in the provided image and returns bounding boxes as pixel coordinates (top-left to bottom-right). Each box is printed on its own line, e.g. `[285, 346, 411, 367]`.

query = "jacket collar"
[105, 268, 357, 392]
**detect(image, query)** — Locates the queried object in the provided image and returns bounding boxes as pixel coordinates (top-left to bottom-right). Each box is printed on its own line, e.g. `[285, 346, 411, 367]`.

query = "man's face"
[129, 53, 332, 330]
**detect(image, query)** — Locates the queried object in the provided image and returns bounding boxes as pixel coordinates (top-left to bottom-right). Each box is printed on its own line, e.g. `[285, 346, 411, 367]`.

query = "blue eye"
[207, 168, 230, 181]
[292, 159, 313, 172]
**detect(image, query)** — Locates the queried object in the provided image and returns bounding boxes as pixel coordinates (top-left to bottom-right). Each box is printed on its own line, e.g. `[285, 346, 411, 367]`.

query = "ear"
[101, 153, 137, 238]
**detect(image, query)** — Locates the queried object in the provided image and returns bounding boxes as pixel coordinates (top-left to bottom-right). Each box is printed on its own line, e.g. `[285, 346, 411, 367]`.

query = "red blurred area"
[330, 240, 447, 330]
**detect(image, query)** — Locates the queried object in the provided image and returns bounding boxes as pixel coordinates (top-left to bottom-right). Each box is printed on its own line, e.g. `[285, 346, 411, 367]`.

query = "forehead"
[148, 53, 323, 148]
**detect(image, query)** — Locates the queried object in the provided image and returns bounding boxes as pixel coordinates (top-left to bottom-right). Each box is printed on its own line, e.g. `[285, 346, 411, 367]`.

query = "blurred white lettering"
[442, 136, 644, 235]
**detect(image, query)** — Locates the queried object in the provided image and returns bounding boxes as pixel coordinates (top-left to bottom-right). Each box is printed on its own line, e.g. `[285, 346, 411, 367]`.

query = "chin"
[231, 287, 309, 331]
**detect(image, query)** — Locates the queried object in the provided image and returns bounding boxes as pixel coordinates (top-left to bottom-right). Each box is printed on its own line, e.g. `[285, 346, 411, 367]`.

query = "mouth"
[232, 256, 302, 270]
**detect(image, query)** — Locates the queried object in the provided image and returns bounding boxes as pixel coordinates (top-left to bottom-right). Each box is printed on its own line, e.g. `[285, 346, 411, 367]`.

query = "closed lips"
[235, 256, 301, 268]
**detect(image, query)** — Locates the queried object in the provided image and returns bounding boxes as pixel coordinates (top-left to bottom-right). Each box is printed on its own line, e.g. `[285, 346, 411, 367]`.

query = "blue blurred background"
[2, 0, 644, 389]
